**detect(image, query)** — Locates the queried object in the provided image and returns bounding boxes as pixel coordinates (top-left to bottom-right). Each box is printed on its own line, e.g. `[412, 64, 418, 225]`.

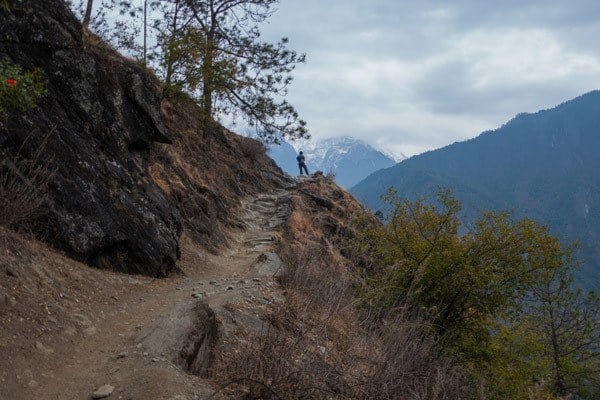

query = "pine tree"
[69, 0, 308, 142]
[526, 262, 600, 397]
[178, 0, 307, 141]
[68, 0, 142, 54]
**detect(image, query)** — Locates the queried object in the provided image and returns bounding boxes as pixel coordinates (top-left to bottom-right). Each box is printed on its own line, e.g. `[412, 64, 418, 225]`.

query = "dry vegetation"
[210, 177, 471, 400]
[0, 131, 54, 232]
[238, 136, 267, 161]
[145, 92, 288, 251]
[0, 156, 50, 230]
[360, 314, 469, 400]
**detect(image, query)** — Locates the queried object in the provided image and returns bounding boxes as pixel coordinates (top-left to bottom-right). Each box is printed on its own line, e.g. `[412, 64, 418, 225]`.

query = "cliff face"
[1, 0, 181, 276]
[0, 0, 287, 276]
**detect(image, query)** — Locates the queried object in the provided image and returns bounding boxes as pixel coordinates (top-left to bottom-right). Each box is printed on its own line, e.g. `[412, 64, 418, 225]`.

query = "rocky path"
[25, 189, 291, 400]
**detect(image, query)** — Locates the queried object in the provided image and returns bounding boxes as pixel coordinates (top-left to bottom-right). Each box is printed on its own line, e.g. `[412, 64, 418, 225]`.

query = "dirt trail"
[25, 189, 291, 400]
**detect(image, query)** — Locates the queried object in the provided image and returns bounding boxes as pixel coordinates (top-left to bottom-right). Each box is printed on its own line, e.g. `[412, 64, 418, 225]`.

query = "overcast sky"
[257, 0, 600, 157]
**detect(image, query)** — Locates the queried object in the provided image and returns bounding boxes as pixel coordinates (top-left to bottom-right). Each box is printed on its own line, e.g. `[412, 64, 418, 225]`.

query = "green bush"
[0, 60, 49, 231]
[0, 59, 45, 120]
[354, 189, 600, 399]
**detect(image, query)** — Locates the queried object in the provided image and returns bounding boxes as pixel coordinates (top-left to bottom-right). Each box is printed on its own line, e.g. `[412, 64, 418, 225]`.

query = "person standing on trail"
[296, 151, 309, 175]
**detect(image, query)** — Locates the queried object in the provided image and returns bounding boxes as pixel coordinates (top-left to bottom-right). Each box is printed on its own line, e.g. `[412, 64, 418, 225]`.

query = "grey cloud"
[257, 0, 600, 157]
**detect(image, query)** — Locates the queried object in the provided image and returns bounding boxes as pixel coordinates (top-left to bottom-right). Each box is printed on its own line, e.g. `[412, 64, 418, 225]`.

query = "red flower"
[6, 78, 17, 87]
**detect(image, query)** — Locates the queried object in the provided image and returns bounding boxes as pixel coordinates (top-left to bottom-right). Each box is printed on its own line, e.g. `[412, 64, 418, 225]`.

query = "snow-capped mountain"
[268, 136, 401, 188]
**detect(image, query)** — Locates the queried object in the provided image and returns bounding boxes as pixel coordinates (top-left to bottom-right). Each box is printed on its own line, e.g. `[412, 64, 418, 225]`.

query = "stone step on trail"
[243, 235, 274, 244]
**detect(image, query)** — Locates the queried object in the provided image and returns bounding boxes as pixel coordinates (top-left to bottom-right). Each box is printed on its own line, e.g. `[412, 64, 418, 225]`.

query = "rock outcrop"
[1, 1, 181, 275]
[0, 0, 290, 276]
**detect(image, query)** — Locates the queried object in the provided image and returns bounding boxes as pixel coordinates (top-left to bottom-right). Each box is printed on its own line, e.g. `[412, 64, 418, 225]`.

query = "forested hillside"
[352, 91, 600, 289]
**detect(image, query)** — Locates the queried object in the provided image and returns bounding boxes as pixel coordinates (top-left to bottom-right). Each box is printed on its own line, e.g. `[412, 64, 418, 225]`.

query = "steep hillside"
[0, 2, 410, 399]
[352, 91, 600, 289]
[268, 136, 398, 188]
[0, 166, 398, 400]
[0, 0, 285, 276]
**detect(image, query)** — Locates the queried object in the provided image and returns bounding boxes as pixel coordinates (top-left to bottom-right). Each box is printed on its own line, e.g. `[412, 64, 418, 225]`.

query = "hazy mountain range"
[351, 90, 600, 290]
[268, 136, 400, 188]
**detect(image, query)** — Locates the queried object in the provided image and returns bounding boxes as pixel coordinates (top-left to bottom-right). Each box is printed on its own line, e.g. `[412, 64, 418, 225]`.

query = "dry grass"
[237, 136, 266, 161]
[211, 237, 470, 399]
[151, 93, 292, 251]
[278, 239, 470, 399]
[357, 311, 471, 400]
[210, 227, 357, 399]
[279, 242, 353, 319]
[0, 140, 53, 232]
[287, 210, 319, 240]
[148, 163, 172, 194]
[208, 184, 474, 400]
[212, 325, 345, 399]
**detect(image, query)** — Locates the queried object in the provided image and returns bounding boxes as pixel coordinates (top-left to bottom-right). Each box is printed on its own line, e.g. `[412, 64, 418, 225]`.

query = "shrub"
[354, 189, 597, 399]
[0, 59, 45, 120]
[211, 242, 355, 399]
[0, 153, 52, 231]
[212, 326, 341, 399]
[0, 128, 54, 232]
[359, 311, 471, 400]
[238, 137, 266, 161]
[279, 243, 352, 315]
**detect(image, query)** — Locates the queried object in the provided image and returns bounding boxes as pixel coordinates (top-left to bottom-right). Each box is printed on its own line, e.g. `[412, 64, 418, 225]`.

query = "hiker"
[296, 151, 309, 175]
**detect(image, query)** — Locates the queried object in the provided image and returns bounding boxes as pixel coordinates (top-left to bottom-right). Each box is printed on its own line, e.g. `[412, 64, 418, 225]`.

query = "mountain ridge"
[352, 90, 600, 289]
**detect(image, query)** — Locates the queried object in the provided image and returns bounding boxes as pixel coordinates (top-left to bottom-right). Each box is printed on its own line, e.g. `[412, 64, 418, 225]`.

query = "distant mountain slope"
[351, 91, 600, 290]
[267, 140, 299, 175]
[268, 136, 399, 188]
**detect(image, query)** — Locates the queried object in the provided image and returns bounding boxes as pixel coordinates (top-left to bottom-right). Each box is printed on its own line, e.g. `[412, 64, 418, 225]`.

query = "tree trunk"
[549, 307, 567, 394]
[165, 0, 181, 85]
[143, 0, 147, 65]
[201, 51, 213, 121]
[201, 34, 215, 123]
[82, 0, 94, 29]
[200, 7, 219, 124]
